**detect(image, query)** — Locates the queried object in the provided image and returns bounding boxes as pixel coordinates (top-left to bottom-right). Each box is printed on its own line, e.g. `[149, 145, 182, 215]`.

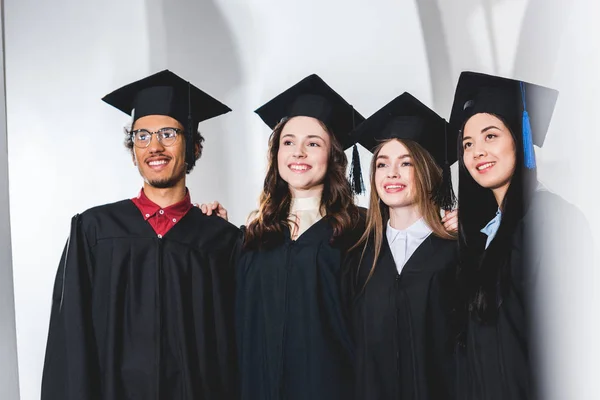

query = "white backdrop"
[3, 0, 599, 398]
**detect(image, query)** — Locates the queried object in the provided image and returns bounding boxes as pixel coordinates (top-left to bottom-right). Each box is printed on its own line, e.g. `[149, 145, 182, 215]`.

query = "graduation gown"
[41, 200, 242, 400]
[346, 235, 457, 400]
[236, 217, 356, 400]
[457, 189, 593, 399]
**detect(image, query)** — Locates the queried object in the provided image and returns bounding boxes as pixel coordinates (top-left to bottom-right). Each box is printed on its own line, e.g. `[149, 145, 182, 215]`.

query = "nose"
[472, 142, 487, 159]
[147, 133, 165, 153]
[292, 145, 306, 158]
[387, 166, 400, 179]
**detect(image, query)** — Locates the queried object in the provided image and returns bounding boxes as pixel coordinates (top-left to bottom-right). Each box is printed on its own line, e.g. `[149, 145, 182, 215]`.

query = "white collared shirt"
[386, 218, 433, 274]
[289, 196, 323, 240]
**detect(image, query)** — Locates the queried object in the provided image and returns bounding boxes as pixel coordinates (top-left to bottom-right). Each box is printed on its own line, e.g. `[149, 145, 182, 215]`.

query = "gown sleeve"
[41, 214, 100, 400]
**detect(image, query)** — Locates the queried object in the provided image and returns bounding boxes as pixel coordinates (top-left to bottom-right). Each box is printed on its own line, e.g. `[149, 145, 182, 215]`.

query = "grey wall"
[0, 0, 20, 398]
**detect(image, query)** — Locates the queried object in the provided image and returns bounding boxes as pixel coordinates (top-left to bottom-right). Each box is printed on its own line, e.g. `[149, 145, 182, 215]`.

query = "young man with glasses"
[41, 70, 241, 400]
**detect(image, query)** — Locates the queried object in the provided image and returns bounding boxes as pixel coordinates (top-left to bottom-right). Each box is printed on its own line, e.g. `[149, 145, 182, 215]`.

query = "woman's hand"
[195, 201, 229, 221]
[441, 209, 458, 234]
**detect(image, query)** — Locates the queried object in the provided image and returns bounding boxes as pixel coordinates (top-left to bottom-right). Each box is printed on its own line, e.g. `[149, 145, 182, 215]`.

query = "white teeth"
[290, 164, 309, 171]
[477, 162, 494, 170]
[385, 184, 405, 190]
[149, 160, 168, 166]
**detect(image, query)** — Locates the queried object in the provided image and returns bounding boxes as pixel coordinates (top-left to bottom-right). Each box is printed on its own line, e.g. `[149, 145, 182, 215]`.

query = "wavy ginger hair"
[244, 117, 361, 250]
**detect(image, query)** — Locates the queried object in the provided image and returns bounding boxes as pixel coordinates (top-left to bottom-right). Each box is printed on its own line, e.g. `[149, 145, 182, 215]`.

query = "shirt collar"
[480, 208, 502, 237]
[133, 188, 192, 221]
[386, 217, 432, 244]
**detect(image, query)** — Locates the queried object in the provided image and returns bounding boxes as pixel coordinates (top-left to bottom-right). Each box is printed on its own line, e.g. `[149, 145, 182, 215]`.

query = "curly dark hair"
[123, 124, 205, 174]
[244, 117, 361, 250]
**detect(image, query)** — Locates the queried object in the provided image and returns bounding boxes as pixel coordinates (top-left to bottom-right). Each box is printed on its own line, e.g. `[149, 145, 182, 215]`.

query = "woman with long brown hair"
[235, 74, 365, 400]
[344, 93, 458, 400]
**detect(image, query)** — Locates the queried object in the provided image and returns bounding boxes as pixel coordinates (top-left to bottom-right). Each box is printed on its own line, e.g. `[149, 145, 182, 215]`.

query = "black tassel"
[185, 82, 195, 172]
[433, 160, 457, 211]
[349, 144, 364, 195]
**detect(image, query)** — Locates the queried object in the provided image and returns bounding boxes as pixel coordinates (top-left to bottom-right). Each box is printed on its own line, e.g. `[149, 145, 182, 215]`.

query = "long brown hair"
[244, 117, 361, 250]
[352, 138, 456, 286]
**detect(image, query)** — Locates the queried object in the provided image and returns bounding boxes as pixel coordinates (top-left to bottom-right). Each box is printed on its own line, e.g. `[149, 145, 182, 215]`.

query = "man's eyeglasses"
[130, 127, 182, 148]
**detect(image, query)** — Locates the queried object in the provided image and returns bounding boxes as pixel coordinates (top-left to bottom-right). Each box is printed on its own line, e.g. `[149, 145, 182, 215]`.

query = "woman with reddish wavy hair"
[236, 74, 364, 400]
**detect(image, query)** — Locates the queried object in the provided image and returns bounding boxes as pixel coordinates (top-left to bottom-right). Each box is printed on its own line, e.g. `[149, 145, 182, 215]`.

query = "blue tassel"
[520, 82, 536, 169]
[522, 110, 536, 169]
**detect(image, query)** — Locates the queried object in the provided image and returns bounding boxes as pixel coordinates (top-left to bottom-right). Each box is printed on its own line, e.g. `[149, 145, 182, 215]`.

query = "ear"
[194, 142, 200, 158]
[132, 151, 137, 166]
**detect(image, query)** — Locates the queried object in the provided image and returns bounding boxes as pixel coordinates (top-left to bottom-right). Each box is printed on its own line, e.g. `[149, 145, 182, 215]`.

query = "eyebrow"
[281, 133, 326, 141]
[481, 125, 500, 133]
[462, 125, 501, 141]
[376, 154, 411, 160]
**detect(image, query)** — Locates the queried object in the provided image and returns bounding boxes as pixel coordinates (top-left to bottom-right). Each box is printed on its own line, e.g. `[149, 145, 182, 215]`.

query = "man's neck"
[143, 181, 187, 208]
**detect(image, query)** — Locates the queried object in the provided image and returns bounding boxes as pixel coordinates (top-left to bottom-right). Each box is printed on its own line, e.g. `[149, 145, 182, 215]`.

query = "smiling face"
[374, 139, 417, 209]
[132, 115, 187, 189]
[276, 116, 331, 197]
[462, 113, 517, 194]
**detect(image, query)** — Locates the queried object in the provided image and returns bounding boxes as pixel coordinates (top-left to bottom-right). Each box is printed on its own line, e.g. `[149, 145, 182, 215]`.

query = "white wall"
[0, 0, 21, 398]
[4, 0, 599, 398]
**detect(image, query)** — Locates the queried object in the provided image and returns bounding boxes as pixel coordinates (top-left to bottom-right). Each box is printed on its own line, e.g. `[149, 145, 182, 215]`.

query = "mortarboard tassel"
[185, 81, 195, 169]
[432, 121, 457, 211]
[349, 143, 364, 195]
[433, 160, 457, 211]
[348, 106, 364, 195]
[520, 82, 536, 169]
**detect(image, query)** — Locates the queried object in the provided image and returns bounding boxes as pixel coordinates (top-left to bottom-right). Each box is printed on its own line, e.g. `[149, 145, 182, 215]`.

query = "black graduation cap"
[449, 71, 558, 169]
[102, 69, 231, 127]
[102, 69, 231, 171]
[254, 74, 365, 151]
[351, 92, 457, 209]
[353, 92, 457, 164]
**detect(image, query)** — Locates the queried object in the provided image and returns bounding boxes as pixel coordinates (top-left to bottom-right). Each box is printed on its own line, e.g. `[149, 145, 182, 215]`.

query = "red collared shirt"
[131, 189, 193, 238]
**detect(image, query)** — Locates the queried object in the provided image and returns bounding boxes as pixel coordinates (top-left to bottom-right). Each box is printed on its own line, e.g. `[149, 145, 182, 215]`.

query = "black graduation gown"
[41, 200, 242, 400]
[457, 190, 593, 400]
[346, 234, 457, 400]
[236, 217, 356, 400]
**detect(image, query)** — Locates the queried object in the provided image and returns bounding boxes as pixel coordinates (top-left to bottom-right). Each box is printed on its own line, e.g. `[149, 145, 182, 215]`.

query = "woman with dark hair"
[234, 74, 366, 400]
[343, 93, 458, 400]
[450, 71, 590, 399]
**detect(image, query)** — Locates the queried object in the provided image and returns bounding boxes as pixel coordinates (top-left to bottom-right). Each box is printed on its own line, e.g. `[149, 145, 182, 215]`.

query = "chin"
[381, 196, 410, 209]
[474, 177, 501, 190]
[147, 177, 178, 189]
[286, 177, 316, 189]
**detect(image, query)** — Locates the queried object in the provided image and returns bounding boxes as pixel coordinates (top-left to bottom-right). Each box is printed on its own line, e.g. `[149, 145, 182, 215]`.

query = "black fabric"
[351, 92, 456, 167]
[236, 217, 362, 400]
[254, 74, 365, 150]
[344, 235, 457, 400]
[41, 200, 241, 400]
[448, 71, 558, 147]
[455, 190, 593, 399]
[102, 69, 231, 127]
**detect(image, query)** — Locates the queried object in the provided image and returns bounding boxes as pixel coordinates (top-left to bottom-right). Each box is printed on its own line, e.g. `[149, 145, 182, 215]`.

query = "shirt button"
[145, 214, 150, 218]
[157, 234, 163, 239]
[159, 210, 164, 215]
[172, 218, 177, 223]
